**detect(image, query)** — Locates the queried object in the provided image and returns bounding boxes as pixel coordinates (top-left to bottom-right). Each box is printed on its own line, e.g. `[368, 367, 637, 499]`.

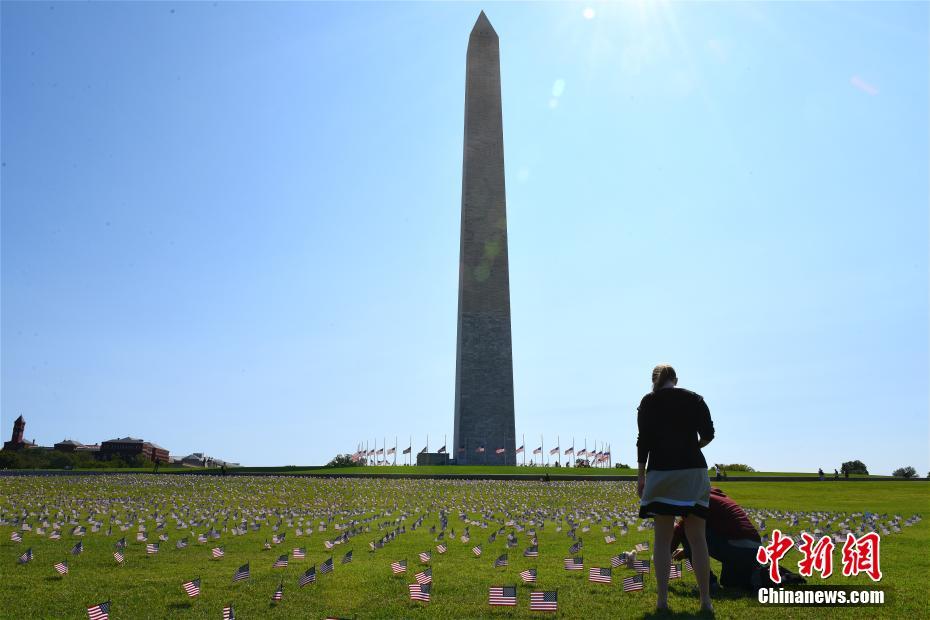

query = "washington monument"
[453, 12, 516, 466]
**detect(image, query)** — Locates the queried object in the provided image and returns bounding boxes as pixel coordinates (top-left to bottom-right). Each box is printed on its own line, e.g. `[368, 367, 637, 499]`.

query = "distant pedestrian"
[636, 364, 715, 614]
[818, 468, 824, 481]
[833, 469, 839, 480]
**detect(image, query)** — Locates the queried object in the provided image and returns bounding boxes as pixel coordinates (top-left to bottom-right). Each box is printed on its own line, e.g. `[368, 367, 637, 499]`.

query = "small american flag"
[145, 543, 159, 555]
[10, 532, 22, 543]
[472, 545, 482, 557]
[633, 559, 650, 573]
[222, 604, 235, 619]
[610, 553, 629, 568]
[293, 547, 305, 559]
[86, 600, 110, 620]
[341, 550, 352, 564]
[568, 540, 582, 554]
[414, 568, 432, 585]
[182, 578, 201, 597]
[176, 538, 188, 549]
[520, 567, 537, 583]
[113, 551, 124, 565]
[563, 557, 583, 570]
[669, 563, 682, 579]
[495, 448, 506, 454]
[604, 534, 617, 544]
[271, 582, 283, 602]
[320, 557, 334, 574]
[533, 446, 542, 455]
[623, 574, 645, 592]
[588, 567, 612, 583]
[488, 585, 517, 606]
[530, 591, 558, 611]
[634, 541, 650, 553]
[436, 544, 447, 554]
[324, 539, 334, 549]
[390, 559, 407, 574]
[299, 566, 316, 587]
[71, 541, 84, 555]
[54, 560, 69, 575]
[523, 545, 538, 557]
[18, 548, 33, 564]
[684, 558, 693, 572]
[494, 553, 508, 567]
[212, 547, 225, 559]
[232, 563, 250, 582]
[408, 583, 431, 602]
[197, 533, 208, 544]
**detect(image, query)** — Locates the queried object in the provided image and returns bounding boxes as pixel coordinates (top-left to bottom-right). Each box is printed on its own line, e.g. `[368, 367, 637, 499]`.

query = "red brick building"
[3, 415, 37, 451]
[99, 437, 169, 462]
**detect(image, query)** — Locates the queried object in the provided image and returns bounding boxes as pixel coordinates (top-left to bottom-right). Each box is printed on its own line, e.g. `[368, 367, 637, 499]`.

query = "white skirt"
[639, 468, 711, 518]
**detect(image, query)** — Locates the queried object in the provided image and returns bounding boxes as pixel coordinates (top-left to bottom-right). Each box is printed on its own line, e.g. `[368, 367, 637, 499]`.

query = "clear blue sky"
[2, 2, 927, 473]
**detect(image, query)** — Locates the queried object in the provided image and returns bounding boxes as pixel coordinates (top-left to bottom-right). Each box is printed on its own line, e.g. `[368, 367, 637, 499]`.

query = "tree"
[892, 466, 917, 479]
[840, 460, 868, 475]
[326, 454, 362, 468]
[718, 463, 755, 472]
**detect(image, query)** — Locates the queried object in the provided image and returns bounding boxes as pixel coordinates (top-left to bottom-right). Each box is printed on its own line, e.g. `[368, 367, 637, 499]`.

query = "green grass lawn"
[0, 476, 924, 619]
[75, 464, 884, 479]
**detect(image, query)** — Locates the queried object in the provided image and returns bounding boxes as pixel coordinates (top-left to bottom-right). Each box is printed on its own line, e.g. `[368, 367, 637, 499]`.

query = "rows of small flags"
[2, 474, 921, 618]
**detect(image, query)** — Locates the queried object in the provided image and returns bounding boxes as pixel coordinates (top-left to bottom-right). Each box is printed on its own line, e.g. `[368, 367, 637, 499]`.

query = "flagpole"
[522, 434, 525, 466]
[394, 436, 397, 466]
[542, 434, 546, 467]
[408, 435, 411, 465]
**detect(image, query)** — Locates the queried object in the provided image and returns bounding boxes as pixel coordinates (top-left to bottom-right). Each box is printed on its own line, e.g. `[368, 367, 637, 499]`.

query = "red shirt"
[670, 488, 761, 550]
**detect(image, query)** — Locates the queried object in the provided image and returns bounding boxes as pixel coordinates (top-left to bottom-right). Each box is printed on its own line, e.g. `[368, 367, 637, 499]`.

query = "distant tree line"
[0, 449, 155, 470]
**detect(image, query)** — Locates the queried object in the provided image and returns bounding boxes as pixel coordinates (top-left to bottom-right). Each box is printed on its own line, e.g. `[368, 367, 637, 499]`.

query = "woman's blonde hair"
[651, 364, 677, 393]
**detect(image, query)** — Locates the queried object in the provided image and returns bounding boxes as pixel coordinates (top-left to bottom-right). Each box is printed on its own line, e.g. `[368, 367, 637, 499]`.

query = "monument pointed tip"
[471, 11, 497, 36]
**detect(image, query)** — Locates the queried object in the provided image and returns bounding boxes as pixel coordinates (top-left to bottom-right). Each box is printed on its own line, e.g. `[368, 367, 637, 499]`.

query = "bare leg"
[653, 515, 675, 610]
[684, 514, 714, 612]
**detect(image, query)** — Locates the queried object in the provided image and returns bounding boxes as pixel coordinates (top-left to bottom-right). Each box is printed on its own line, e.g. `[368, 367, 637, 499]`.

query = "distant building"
[52, 439, 99, 454]
[99, 437, 169, 462]
[54, 439, 84, 452]
[3, 415, 38, 451]
[180, 452, 238, 468]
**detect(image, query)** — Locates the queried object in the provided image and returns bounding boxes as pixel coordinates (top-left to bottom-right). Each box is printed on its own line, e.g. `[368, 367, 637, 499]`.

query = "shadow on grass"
[642, 610, 715, 619]
[167, 602, 192, 610]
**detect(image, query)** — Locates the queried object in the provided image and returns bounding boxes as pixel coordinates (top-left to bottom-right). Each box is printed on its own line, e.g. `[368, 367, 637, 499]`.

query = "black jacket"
[636, 387, 714, 471]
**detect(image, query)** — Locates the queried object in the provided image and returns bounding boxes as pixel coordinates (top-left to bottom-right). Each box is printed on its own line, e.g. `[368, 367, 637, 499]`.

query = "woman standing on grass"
[636, 364, 715, 613]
